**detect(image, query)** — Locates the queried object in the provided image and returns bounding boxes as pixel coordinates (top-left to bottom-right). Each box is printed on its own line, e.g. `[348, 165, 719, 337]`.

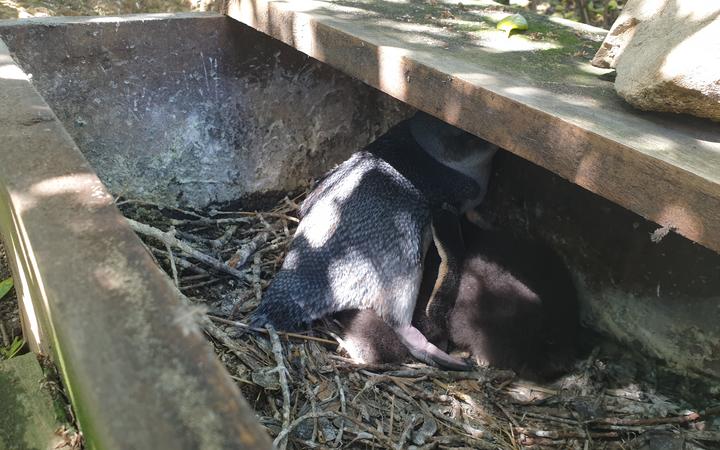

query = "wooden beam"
[226, 0, 720, 254]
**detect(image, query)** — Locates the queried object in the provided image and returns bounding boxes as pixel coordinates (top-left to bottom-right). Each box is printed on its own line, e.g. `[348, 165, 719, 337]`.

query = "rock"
[592, 0, 720, 121]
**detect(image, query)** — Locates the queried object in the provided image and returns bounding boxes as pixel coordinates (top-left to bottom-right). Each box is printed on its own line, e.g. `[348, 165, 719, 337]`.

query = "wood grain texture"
[227, 0, 720, 254]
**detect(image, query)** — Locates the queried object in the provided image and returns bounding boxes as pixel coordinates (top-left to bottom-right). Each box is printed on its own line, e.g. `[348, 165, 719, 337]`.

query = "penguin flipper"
[395, 324, 470, 371]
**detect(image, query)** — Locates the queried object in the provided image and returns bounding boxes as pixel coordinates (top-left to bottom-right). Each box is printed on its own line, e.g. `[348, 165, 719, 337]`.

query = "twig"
[267, 325, 292, 450]
[127, 218, 250, 281]
[252, 254, 263, 302]
[151, 248, 208, 275]
[211, 225, 238, 248]
[396, 414, 420, 450]
[226, 232, 269, 268]
[272, 412, 337, 447]
[515, 427, 619, 439]
[115, 198, 205, 218]
[389, 394, 396, 436]
[180, 278, 224, 291]
[521, 411, 580, 426]
[683, 430, 720, 442]
[210, 210, 300, 223]
[340, 413, 397, 449]
[381, 367, 514, 383]
[334, 374, 347, 446]
[588, 411, 700, 427]
[180, 273, 212, 282]
[207, 315, 336, 345]
[0, 321, 9, 347]
[165, 243, 179, 288]
[301, 361, 318, 443]
[169, 284, 260, 370]
[170, 217, 252, 227]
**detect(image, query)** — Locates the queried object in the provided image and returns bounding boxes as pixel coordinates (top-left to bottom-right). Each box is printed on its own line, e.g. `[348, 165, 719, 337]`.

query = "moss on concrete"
[0, 353, 64, 450]
[327, 0, 606, 88]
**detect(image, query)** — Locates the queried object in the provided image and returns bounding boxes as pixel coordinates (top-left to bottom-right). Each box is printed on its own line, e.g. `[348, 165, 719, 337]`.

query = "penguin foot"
[396, 325, 470, 371]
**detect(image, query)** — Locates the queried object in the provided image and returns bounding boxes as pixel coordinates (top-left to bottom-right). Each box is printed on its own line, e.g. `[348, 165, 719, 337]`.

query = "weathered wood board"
[226, 0, 720, 254]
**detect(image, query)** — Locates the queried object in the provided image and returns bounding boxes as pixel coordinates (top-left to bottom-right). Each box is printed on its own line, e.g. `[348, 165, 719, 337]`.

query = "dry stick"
[115, 198, 205, 219]
[389, 394, 396, 437]
[165, 243, 180, 288]
[210, 210, 300, 223]
[180, 278, 224, 291]
[170, 217, 252, 227]
[684, 430, 720, 442]
[302, 373, 318, 443]
[226, 232, 268, 268]
[181, 273, 212, 282]
[207, 315, 336, 346]
[0, 321, 9, 347]
[151, 248, 209, 275]
[272, 412, 338, 447]
[382, 367, 514, 383]
[396, 414, 420, 450]
[169, 286, 260, 371]
[267, 325, 292, 450]
[521, 411, 580, 426]
[175, 230, 216, 246]
[340, 413, 397, 449]
[127, 218, 250, 281]
[211, 224, 238, 248]
[252, 253, 263, 302]
[515, 427, 619, 440]
[229, 291, 258, 319]
[334, 374, 347, 447]
[588, 411, 701, 427]
[517, 436, 565, 447]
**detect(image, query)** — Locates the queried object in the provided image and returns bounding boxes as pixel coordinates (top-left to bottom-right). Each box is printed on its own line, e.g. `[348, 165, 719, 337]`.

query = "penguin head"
[409, 112, 499, 209]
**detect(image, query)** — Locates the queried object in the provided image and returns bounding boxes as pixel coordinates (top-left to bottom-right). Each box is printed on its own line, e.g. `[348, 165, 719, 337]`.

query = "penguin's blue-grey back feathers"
[251, 151, 431, 330]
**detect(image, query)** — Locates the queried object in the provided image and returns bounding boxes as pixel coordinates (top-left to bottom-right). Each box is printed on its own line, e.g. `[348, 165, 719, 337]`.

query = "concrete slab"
[0, 13, 411, 209]
[0, 353, 63, 450]
[226, 0, 720, 255]
[0, 30, 271, 450]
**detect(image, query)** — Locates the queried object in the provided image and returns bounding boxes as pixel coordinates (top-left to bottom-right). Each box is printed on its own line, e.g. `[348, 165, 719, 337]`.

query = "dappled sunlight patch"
[377, 45, 410, 100]
[30, 173, 112, 207]
[657, 203, 704, 243]
[0, 63, 29, 80]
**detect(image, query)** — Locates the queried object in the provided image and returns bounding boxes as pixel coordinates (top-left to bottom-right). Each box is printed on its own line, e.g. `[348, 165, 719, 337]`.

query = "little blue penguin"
[336, 220, 580, 379]
[250, 112, 498, 369]
[449, 222, 580, 380]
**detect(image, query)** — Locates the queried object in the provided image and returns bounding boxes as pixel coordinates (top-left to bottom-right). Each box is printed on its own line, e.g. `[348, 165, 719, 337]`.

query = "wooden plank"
[226, 0, 720, 254]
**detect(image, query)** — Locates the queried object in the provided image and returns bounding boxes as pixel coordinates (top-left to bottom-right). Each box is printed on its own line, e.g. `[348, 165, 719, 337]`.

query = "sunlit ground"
[0, 0, 219, 19]
[0, 0, 623, 26]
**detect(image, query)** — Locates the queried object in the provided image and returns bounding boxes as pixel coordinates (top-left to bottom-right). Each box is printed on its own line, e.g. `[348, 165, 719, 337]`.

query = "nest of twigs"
[118, 194, 719, 450]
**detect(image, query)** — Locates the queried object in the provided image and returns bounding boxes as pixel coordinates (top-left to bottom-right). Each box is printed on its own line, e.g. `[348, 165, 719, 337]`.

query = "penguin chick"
[334, 309, 410, 365]
[449, 225, 580, 380]
[250, 114, 498, 370]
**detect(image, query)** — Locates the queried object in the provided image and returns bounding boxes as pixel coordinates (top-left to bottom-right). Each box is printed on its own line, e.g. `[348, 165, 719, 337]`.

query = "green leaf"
[1, 336, 24, 360]
[0, 277, 12, 300]
[496, 13, 529, 37]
